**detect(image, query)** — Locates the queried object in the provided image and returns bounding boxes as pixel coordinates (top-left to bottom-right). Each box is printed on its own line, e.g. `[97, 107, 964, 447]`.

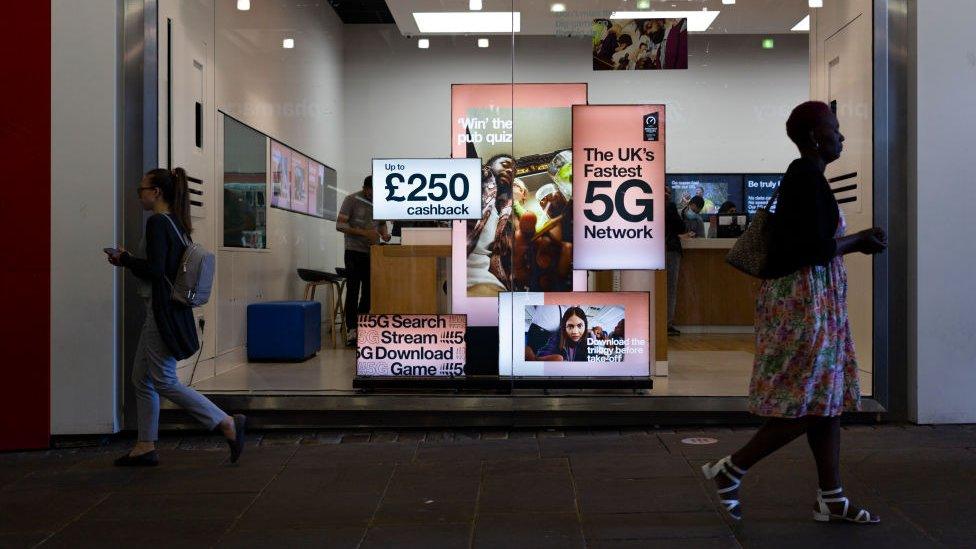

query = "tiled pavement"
[2, 424, 975, 548]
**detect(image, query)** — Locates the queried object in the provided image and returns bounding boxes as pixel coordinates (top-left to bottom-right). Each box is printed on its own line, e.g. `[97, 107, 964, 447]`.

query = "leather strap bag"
[725, 188, 779, 278]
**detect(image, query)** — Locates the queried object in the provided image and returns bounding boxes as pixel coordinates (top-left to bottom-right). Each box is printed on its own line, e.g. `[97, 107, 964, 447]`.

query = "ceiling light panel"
[413, 12, 521, 33]
[609, 11, 720, 32]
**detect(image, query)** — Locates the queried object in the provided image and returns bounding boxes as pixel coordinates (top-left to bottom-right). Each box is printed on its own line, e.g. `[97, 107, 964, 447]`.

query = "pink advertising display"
[356, 314, 467, 377]
[572, 105, 666, 270]
[290, 153, 309, 213]
[270, 141, 291, 209]
[499, 292, 651, 378]
[451, 83, 589, 326]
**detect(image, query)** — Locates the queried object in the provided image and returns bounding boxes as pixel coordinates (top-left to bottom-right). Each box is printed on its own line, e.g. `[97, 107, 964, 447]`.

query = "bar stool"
[296, 269, 347, 347]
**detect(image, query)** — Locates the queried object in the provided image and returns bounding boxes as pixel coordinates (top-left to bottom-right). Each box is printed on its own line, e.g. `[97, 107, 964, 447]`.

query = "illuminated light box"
[499, 292, 651, 378]
[356, 314, 467, 377]
[451, 83, 589, 327]
[372, 158, 482, 220]
[573, 105, 666, 270]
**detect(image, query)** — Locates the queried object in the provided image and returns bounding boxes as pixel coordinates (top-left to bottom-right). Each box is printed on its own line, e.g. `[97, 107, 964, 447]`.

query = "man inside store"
[337, 176, 390, 347]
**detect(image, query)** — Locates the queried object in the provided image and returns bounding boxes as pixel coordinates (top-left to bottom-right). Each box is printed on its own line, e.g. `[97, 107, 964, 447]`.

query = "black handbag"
[725, 188, 779, 278]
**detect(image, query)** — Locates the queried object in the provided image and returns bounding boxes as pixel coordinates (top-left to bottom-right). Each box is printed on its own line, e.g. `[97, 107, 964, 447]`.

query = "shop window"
[222, 116, 267, 249]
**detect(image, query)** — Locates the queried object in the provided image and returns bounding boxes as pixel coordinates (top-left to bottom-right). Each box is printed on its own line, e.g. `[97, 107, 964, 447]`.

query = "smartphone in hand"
[103, 247, 119, 255]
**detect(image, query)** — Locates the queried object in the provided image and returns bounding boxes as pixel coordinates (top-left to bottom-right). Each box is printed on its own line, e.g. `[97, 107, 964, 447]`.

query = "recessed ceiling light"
[610, 10, 720, 32]
[418, 38, 430, 49]
[809, 0, 823, 7]
[550, 3, 566, 13]
[636, 0, 651, 9]
[478, 38, 489, 47]
[470, 0, 482, 10]
[722, 0, 735, 4]
[791, 14, 810, 31]
[413, 12, 521, 33]
[282, 38, 294, 49]
[236, 0, 250, 10]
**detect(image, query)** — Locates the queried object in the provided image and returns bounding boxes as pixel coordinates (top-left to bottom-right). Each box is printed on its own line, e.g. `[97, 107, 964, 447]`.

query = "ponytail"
[170, 167, 193, 234]
[144, 167, 193, 234]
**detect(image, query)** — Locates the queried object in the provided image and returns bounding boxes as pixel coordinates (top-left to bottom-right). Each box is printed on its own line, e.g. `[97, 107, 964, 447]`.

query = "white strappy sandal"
[814, 487, 881, 524]
[701, 456, 747, 521]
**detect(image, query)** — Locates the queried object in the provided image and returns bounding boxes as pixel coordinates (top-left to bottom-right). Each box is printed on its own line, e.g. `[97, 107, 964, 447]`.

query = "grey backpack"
[162, 214, 215, 308]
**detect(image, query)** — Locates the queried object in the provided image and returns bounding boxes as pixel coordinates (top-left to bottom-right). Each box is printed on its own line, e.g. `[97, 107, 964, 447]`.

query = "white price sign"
[372, 158, 482, 220]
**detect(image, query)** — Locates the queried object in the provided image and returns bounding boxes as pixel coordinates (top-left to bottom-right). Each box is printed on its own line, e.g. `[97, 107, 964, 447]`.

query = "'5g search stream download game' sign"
[372, 158, 481, 220]
[572, 105, 666, 270]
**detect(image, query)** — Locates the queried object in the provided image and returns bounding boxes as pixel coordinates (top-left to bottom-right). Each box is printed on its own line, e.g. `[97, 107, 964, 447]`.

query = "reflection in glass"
[223, 116, 267, 249]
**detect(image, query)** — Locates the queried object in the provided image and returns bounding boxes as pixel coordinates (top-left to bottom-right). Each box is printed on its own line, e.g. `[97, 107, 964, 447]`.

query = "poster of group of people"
[593, 18, 688, 71]
[450, 83, 588, 327]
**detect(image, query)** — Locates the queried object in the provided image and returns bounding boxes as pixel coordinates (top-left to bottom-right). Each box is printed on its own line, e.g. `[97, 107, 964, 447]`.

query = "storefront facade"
[3, 0, 972, 450]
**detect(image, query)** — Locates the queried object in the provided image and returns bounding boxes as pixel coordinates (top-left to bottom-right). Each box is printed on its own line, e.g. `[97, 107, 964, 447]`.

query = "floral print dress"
[748, 212, 860, 418]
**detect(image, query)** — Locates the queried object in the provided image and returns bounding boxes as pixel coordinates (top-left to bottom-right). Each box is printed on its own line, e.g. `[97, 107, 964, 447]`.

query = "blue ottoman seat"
[247, 301, 321, 362]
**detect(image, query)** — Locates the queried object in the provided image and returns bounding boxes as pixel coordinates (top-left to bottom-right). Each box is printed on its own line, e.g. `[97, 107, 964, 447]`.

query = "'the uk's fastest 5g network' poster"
[572, 105, 666, 270]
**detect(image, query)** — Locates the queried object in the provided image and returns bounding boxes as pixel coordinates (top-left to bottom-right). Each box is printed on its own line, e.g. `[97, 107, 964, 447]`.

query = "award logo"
[643, 112, 659, 142]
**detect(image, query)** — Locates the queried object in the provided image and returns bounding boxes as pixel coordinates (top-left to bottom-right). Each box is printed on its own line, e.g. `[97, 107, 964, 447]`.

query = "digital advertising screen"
[270, 141, 291, 209]
[290, 153, 309, 213]
[306, 160, 322, 217]
[450, 83, 588, 326]
[666, 174, 745, 216]
[499, 292, 651, 378]
[323, 165, 338, 221]
[356, 314, 467, 378]
[372, 158, 482, 220]
[573, 105, 666, 270]
[744, 174, 782, 215]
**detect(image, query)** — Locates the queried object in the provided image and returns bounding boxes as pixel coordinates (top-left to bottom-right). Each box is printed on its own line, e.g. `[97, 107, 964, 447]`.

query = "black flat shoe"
[227, 414, 247, 464]
[668, 326, 681, 336]
[114, 450, 159, 467]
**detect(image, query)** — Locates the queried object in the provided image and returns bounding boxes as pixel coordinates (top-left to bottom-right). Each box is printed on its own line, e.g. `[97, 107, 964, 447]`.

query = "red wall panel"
[0, 2, 52, 450]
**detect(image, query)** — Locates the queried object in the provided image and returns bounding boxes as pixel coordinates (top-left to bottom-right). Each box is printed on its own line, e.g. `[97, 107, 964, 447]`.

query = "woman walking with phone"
[107, 168, 245, 466]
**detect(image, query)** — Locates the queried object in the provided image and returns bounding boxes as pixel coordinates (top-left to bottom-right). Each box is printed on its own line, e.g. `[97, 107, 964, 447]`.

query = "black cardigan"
[767, 158, 840, 279]
[121, 213, 200, 360]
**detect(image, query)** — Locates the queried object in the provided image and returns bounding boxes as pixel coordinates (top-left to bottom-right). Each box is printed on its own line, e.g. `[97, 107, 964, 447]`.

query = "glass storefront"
[127, 0, 891, 426]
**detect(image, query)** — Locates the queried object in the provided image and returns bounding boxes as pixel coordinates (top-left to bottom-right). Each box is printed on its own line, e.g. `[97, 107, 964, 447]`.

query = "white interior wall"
[50, 0, 119, 434]
[342, 29, 809, 179]
[209, 0, 345, 369]
[908, 0, 976, 423]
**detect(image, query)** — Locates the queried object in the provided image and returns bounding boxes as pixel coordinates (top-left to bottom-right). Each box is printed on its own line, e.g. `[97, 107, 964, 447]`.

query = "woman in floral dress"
[702, 102, 888, 523]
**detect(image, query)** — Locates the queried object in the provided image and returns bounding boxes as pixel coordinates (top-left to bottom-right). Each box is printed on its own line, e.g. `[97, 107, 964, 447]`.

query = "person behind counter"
[708, 201, 740, 239]
[337, 176, 390, 347]
[665, 186, 694, 336]
[681, 195, 706, 238]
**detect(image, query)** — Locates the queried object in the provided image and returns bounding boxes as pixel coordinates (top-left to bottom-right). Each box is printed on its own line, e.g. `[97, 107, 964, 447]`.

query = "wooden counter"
[673, 240, 760, 326]
[370, 245, 451, 314]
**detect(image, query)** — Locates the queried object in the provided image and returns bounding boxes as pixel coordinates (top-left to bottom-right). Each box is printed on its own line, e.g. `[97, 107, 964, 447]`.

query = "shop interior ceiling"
[327, 0, 395, 24]
[383, 0, 810, 36]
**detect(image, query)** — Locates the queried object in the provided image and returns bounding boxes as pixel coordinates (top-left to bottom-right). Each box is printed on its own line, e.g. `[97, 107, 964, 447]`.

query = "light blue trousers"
[132, 301, 225, 441]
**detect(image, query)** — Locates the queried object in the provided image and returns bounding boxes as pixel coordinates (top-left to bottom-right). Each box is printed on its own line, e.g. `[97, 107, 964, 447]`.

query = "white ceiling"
[386, 0, 811, 36]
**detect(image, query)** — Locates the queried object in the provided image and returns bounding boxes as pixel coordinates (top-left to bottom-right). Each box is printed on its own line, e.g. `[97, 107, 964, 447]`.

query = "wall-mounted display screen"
[323, 165, 338, 221]
[744, 174, 782, 215]
[499, 292, 651, 378]
[666, 174, 745, 216]
[267, 137, 338, 220]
